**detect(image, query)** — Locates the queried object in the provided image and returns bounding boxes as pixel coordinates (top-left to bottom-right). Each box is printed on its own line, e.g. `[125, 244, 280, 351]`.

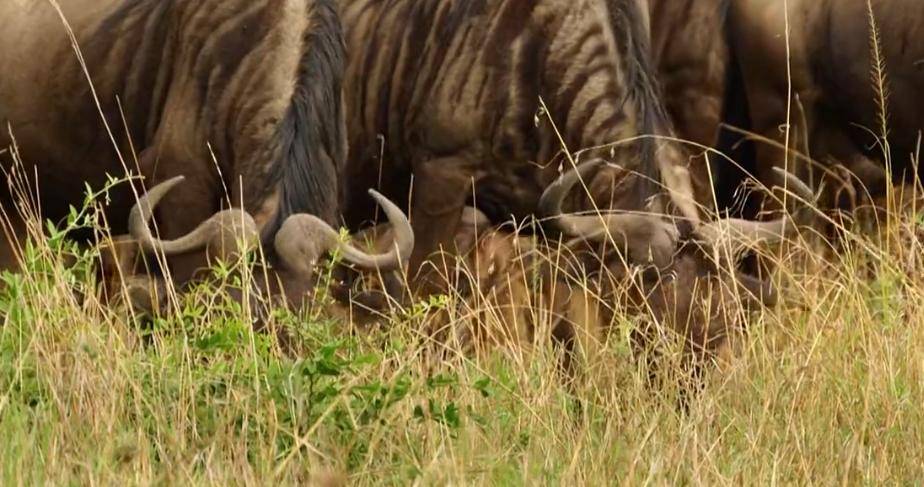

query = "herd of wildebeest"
[1, 0, 921, 379]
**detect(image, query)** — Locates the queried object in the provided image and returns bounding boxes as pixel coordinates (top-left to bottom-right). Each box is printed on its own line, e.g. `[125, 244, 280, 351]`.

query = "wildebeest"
[346, 159, 813, 382]
[535, 160, 814, 367]
[0, 0, 413, 306]
[338, 0, 710, 296]
[728, 0, 922, 215]
[338, 0, 816, 300]
[647, 0, 746, 212]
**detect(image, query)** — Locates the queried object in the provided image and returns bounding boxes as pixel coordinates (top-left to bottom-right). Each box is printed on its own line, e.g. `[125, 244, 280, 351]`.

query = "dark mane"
[606, 0, 676, 203]
[264, 0, 347, 248]
[718, 0, 732, 24]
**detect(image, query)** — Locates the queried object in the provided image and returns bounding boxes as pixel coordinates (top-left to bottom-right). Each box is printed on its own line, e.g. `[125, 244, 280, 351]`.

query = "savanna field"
[3, 151, 924, 484]
[3, 0, 924, 485]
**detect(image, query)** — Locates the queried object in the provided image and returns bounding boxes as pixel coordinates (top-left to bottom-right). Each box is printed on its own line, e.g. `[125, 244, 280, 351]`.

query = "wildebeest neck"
[83, 0, 348, 254]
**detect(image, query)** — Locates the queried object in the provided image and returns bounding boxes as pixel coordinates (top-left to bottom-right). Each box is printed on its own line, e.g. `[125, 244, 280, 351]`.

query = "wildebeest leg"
[409, 156, 477, 295]
[812, 123, 889, 238]
[732, 1, 819, 216]
[743, 83, 819, 277]
[751, 120, 816, 211]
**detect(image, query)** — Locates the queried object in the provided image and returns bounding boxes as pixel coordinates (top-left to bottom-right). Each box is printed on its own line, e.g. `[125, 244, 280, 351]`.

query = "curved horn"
[697, 168, 816, 248]
[696, 217, 793, 248]
[129, 176, 259, 257]
[347, 189, 414, 268]
[274, 189, 414, 276]
[538, 159, 606, 237]
[771, 167, 814, 202]
[537, 159, 680, 263]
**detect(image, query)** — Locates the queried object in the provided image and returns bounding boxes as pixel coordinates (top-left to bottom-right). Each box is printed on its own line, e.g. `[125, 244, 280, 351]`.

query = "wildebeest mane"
[606, 0, 676, 205]
[264, 0, 347, 248]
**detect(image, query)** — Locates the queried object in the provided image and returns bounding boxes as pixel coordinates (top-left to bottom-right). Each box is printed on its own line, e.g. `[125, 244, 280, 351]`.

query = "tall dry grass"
[2, 0, 923, 483]
[2, 130, 924, 484]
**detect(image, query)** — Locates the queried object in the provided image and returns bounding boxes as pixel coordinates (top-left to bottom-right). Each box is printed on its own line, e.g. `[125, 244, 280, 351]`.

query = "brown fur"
[337, 0, 700, 294]
[649, 0, 729, 150]
[648, 0, 731, 207]
[729, 0, 921, 216]
[0, 0, 348, 304]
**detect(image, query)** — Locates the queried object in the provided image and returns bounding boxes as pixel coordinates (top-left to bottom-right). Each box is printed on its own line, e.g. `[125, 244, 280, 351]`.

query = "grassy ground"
[1, 176, 923, 485]
[4, 2, 919, 484]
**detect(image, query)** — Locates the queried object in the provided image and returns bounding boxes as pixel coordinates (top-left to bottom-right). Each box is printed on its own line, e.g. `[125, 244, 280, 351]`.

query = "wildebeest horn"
[538, 158, 670, 239]
[540, 160, 816, 255]
[770, 166, 815, 204]
[273, 189, 414, 276]
[538, 159, 607, 238]
[539, 159, 682, 266]
[697, 167, 816, 248]
[129, 176, 259, 258]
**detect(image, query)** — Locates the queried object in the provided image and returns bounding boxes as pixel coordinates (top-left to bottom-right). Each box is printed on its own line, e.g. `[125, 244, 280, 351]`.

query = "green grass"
[4, 1, 919, 483]
[1, 180, 924, 485]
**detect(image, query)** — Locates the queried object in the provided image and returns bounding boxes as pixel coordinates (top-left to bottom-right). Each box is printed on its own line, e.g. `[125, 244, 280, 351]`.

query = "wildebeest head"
[128, 177, 414, 306]
[536, 159, 815, 359]
[327, 205, 518, 324]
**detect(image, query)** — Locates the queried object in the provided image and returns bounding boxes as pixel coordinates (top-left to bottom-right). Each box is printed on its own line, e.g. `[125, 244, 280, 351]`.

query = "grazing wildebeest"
[535, 161, 813, 367]
[729, 0, 921, 215]
[347, 159, 813, 382]
[0, 0, 413, 306]
[338, 0, 716, 296]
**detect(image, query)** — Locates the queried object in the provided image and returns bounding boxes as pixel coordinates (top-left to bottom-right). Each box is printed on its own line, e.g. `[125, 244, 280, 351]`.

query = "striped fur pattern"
[0, 0, 346, 252]
[339, 0, 686, 226]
